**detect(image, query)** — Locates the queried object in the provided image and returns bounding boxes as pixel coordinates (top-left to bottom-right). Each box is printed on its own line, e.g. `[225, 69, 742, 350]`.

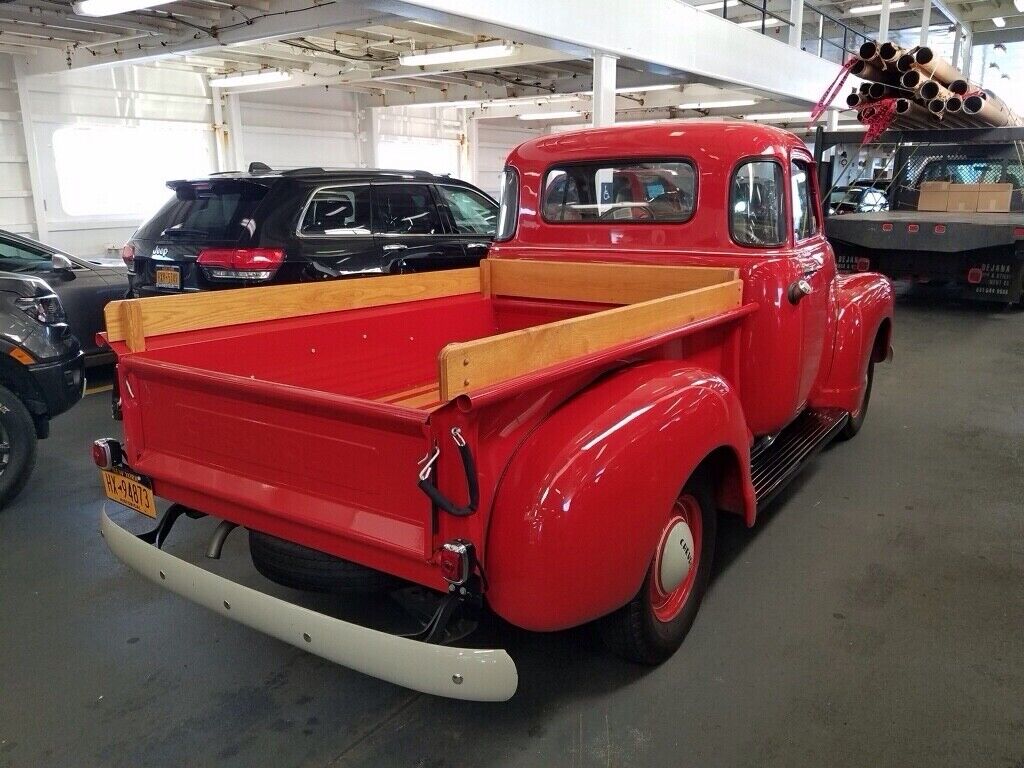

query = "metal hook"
[418, 445, 441, 482]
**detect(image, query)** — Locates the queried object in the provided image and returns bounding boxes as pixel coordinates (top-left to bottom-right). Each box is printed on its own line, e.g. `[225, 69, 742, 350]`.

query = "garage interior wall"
[1, 56, 542, 256]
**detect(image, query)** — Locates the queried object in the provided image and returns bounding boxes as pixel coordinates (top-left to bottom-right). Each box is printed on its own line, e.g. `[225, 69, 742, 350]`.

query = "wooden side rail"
[438, 278, 744, 401]
[105, 267, 482, 352]
[487, 259, 739, 305]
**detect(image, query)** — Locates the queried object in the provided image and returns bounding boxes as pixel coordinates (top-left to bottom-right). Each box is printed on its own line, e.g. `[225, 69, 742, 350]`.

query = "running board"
[751, 408, 849, 510]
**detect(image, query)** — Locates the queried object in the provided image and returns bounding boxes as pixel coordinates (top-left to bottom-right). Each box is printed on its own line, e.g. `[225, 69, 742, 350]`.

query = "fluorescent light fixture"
[993, 16, 1006, 27]
[407, 100, 483, 109]
[849, 1, 906, 13]
[73, 0, 173, 15]
[209, 70, 292, 88]
[745, 111, 813, 120]
[738, 16, 782, 27]
[677, 98, 757, 109]
[518, 110, 583, 121]
[1016, 0, 1024, 13]
[399, 42, 515, 67]
[615, 84, 680, 94]
[696, 0, 739, 9]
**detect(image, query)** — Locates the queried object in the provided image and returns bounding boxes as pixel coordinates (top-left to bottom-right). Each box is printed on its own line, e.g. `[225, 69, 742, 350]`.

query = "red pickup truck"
[95, 122, 894, 702]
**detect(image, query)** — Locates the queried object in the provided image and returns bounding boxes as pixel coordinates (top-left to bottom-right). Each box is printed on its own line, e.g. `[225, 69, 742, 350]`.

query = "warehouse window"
[730, 160, 785, 247]
[377, 138, 460, 177]
[541, 161, 696, 223]
[52, 124, 212, 219]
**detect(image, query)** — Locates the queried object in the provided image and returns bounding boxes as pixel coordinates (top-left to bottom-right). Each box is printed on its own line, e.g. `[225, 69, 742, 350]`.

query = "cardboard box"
[917, 181, 949, 212]
[977, 183, 1013, 213]
[946, 183, 980, 213]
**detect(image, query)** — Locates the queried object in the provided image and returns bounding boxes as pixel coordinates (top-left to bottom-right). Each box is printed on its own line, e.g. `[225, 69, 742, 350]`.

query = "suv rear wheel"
[248, 529, 397, 593]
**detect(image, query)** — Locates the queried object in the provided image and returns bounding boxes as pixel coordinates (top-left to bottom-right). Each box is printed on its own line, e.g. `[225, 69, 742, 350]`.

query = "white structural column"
[788, 0, 804, 48]
[961, 30, 973, 79]
[878, 0, 892, 42]
[356, 94, 379, 169]
[591, 53, 617, 127]
[224, 93, 246, 172]
[951, 24, 962, 68]
[210, 86, 230, 173]
[919, 0, 932, 46]
[11, 57, 47, 241]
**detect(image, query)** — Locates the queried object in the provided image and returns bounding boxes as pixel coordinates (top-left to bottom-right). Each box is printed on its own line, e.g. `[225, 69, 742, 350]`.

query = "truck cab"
[95, 121, 894, 701]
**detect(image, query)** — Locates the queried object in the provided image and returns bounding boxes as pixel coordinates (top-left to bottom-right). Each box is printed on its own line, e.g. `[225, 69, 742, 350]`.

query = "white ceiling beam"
[0, 6, 170, 35]
[363, 0, 854, 104]
[32, 0, 400, 73]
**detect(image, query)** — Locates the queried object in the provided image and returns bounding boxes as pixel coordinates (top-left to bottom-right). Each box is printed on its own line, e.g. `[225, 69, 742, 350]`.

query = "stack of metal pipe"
[847, 41, 1022, 130]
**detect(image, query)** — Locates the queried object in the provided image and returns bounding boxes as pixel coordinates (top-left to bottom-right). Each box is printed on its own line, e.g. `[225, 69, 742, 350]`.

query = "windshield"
[135, 180, 269, 241]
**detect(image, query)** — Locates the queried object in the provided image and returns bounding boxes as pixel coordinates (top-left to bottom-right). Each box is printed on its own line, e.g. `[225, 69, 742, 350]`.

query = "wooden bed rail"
[105, 267, 482, 352]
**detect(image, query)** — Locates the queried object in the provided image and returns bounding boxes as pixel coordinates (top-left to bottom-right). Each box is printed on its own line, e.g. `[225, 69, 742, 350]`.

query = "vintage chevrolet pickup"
[94, 121, 894, 702]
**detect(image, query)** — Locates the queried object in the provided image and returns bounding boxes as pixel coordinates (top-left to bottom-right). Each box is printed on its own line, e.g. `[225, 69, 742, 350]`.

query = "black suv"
[123, 166, 498, 296]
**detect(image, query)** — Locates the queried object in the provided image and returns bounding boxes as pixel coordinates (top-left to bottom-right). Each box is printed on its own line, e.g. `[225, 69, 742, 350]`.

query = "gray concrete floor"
[1, 292, 1022, 768]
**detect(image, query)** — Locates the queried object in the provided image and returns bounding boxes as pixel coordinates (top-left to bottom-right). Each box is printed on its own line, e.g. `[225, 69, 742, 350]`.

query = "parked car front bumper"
[100, 508, 518, 701]
[28, 350, 85, 419]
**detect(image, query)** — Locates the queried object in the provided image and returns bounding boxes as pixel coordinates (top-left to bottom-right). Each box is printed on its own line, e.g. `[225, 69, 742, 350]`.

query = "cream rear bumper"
[100, 508, 518, 701]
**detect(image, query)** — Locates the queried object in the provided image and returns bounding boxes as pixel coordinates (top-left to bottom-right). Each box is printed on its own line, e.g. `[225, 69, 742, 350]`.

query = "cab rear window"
[136, 180, 269, 241]
[541, 161, 696, 223]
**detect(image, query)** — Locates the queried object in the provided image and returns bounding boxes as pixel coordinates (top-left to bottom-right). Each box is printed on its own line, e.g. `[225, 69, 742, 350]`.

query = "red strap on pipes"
[861, 97, 897, 144]
[811, 58, 857, 123]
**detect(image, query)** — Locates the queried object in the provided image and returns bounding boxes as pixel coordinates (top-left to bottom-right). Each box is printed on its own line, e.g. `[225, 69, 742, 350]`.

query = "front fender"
[812, 272, 894, 414]
[485, 361, 752, 632]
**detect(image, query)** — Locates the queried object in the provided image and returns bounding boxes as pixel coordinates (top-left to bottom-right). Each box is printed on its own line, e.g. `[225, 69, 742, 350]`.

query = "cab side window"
[791, 160, 818, 242]
[299, 186, 372, 236]
[730, 160, 785, 247]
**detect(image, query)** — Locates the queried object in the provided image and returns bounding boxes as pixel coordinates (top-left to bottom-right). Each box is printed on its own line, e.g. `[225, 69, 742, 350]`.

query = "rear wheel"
[599, 475, 717, 665]
[837, 359, 874, 441]
[248, 529, 396, 593]
[0, 385, 37, 510]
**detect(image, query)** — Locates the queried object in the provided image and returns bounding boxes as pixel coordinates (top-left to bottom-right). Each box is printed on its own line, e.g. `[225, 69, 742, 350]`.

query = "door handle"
[466, 242, 489, 250]
[383, 243, 408, 252]
[788, 279, 814, 304]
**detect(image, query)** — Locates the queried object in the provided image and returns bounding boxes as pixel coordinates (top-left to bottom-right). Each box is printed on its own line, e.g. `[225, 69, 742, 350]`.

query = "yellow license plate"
[100, 468, 157, 518]
[154, 266, 180, 290]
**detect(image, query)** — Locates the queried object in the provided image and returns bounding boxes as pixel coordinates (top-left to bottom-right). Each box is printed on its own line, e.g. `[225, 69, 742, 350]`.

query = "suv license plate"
[155, 266, 181, 290]
[100, 467, 157, 518]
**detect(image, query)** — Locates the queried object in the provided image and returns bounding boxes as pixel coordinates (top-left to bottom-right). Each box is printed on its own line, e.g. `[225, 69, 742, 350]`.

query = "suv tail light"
[197, 248, 285, 281]
[120, 243, 135, 269]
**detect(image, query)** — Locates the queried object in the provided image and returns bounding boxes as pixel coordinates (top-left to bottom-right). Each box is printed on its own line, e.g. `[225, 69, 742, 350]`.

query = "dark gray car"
[0, 230, 129, 365]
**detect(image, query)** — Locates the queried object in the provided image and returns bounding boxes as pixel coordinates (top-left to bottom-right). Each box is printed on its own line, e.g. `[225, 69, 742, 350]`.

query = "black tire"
[599, 474, 717, 665]
[0, 384, 38, 509]
[248, 529, 396, 593]
[837, 359, 874, 441]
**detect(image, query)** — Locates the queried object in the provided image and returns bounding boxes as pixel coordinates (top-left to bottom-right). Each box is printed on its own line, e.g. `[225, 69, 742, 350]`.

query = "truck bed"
[103, 260, 746, 587]
[827, 210, 1024, 253]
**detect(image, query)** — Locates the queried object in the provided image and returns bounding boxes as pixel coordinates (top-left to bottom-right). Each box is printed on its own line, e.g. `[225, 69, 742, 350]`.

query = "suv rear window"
[136, 180, 269, 241]
[541, 161, 696, 223]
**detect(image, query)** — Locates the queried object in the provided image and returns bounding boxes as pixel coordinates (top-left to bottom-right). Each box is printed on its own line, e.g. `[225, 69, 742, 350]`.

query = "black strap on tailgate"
[417, 428, 479, 517]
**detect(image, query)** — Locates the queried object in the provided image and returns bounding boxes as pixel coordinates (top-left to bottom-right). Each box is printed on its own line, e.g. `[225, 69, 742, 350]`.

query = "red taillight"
[881, 223, 894, 232]
[120, 243, 135, 267]
[439, 540, 473, 586]
[967, 267, 983, 285]
[934, 224, 946, 234]
[907, 223, 919, 233]
[855, 257, 871, 272]
[197, 248, 284, 281]
[1014, 226, 1024, 239]
[92, 438, 122, 469]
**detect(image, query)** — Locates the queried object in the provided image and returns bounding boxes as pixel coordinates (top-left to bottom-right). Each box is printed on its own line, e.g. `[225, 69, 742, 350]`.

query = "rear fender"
[812, 273, 894, 414]
[484, 360, 753, 632]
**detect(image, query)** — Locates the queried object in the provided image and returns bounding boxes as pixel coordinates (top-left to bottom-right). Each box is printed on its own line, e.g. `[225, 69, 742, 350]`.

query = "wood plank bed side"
[438, 278, 744, 401]
[488, 259, 739, 305]
[105, 267, 482, 352]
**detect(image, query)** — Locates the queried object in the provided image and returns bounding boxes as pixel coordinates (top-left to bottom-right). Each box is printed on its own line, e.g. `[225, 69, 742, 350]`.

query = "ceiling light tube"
[738, 16, 782, 27]
[849, 1, 906, 13]
[696, 0, 740, 8]
[399, 42, 515, 67]
[73, 0, 174, 15]
[993, 16, 1006, 27]
[615, 84, 681, 94]
[745, 111, 813, 120]
[677, 98, 758, 109]
[209, 70, 292, 88]
[518, 110, 583, 121]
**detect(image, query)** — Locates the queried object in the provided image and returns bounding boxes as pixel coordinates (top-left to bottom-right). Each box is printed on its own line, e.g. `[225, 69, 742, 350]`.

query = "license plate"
[100, 467, 157, 518]
[154, 266, 181, 290]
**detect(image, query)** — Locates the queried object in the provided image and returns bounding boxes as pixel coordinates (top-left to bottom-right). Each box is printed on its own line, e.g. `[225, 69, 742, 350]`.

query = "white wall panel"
[475, 123, 542, 197]
[0, 54, 34, 236]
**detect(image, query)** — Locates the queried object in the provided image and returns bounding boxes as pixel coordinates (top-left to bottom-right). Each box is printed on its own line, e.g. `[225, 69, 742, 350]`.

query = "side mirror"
[52, 254, 75, 278]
